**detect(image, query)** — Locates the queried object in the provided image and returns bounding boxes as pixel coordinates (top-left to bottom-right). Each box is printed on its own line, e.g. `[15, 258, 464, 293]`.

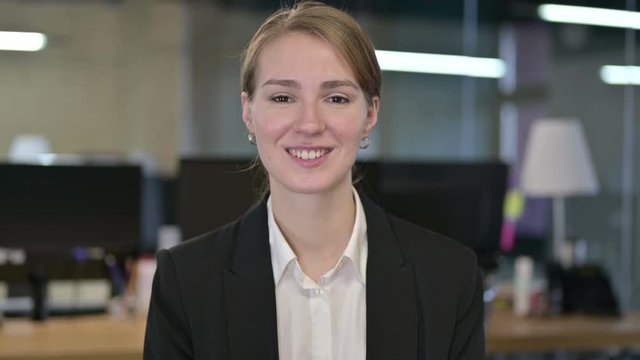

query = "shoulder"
[151, 219, 242, 320]
[157, 198, 269, 278]
[159, 220, 239, 275]
[385, 213, 479, 284]
[359, 192, 477, 273]
[389, 213, 477, 265]
[386, 213, 483, 317]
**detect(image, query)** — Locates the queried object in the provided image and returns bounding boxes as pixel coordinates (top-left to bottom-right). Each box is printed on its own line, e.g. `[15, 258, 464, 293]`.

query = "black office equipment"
[549, 264, 621, 317]
[0, 163, 142, 261]
[178, 158, 259, 240]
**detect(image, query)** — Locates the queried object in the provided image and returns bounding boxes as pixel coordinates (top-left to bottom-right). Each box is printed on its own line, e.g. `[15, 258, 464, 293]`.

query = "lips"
[287, 148, 331, 160]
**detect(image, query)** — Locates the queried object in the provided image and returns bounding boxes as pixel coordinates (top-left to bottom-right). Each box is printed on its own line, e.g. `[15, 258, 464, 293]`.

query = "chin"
[281, 181, 337, 195]
[272, 173, 350, 196]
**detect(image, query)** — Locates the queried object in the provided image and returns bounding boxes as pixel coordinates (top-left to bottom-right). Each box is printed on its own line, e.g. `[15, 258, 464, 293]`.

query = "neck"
[270, 180, 356, 281]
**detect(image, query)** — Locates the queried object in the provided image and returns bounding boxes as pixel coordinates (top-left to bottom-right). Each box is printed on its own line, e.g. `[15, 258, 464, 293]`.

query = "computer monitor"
[360, 161, 508, 271]
[178, 158, 260, 240]
[0, 163, 142, 262]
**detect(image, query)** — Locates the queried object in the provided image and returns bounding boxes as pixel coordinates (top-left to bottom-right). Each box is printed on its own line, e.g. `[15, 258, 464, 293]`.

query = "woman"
[144, 2, 485, 359]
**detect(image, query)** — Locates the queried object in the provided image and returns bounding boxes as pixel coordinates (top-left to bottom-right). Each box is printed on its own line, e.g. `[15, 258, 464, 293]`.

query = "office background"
[0, 0, 638, 311]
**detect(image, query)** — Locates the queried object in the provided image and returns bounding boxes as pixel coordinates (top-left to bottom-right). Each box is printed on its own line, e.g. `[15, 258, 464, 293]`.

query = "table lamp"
[520, 118, 599, 266]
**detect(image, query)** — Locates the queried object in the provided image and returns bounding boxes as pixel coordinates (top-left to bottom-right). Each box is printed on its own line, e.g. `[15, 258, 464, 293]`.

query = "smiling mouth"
[287, 148, 331, 160]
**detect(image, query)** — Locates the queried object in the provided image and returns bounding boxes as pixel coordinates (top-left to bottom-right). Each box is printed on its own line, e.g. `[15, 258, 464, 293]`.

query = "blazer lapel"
[362, 195, 419, 360]
[223, 201, 279, 360]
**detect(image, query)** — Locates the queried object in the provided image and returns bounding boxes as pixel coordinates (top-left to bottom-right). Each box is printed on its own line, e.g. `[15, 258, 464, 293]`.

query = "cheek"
[331, 111, 369, 142]
[337, 126, 363, 144]
[252, 113, 292, 165]
[256, 125, 288, 148]
[252, 109, 289, 138]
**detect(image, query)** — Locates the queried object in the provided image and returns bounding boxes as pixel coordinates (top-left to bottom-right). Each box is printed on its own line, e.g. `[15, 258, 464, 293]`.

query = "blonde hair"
[240, 1, 381, 105]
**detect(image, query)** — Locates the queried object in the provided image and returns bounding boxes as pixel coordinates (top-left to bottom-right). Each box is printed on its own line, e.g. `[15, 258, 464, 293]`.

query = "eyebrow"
[262, 79, 301, 89]
[261, 79, 359, 90]
[320, 80, 359, 90]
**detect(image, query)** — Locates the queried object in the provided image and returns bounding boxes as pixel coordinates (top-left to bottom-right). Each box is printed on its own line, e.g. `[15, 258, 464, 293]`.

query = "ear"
[241, 91, 255, 133]
[363, 95, 380, 136]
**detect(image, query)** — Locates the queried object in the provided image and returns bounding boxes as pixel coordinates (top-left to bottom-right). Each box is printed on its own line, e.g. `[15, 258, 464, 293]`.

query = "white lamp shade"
[521, 118, 599, 197]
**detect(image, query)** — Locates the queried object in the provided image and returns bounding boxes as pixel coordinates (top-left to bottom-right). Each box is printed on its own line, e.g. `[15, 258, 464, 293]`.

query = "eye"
[327, 95, 350, 104]
[271, 95, 293, 103]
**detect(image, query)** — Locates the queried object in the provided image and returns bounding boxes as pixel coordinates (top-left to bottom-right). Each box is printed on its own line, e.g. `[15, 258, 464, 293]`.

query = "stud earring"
[359, 136, 370, 149]
[248, 133, 256, 145]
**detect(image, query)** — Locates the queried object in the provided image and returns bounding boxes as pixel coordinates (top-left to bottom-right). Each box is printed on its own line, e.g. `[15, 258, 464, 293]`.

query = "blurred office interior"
[0, 0, 639, 358]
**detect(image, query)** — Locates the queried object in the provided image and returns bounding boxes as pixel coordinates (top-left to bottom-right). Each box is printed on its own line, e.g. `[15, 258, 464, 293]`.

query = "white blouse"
[267, 188, 368, 360]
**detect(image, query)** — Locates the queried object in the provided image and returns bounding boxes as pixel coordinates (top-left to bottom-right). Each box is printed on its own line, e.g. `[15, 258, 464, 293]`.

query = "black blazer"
[144, 194, 485, 360]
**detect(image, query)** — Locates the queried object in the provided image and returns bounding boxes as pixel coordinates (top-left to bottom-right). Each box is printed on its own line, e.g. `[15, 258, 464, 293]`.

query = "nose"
[293, 101, 325, 135]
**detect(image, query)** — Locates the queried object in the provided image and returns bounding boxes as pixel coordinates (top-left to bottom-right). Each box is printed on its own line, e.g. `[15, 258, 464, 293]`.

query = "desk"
[0, 315, 146, 360]
[1, 310, 640, 359]
[487, 309, 640, 354]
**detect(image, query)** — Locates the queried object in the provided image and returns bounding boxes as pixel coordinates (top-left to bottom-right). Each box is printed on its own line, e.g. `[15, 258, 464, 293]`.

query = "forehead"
[255, 31, 357, 84]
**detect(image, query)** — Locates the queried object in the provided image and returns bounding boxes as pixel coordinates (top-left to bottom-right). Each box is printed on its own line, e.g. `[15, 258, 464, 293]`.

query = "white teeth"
[289, 149, 327, 160]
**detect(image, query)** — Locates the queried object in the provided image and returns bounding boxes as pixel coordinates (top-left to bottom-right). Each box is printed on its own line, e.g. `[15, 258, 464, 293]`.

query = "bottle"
[513, 256, 534, 317]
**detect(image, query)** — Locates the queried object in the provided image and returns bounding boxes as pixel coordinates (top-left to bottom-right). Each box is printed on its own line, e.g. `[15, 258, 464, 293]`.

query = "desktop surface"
[2, 309, 640, 359]
[0, 314, 146, 360]
[487, 309, 640, 354]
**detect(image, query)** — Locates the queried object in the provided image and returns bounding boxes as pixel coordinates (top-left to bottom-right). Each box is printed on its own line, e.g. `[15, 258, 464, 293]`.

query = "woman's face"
[242, 31, 379, 196]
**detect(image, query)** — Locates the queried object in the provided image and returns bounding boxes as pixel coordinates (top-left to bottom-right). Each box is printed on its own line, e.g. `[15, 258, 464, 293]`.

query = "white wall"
[0, 1, 120, 156]
[0, 0, 189, 175]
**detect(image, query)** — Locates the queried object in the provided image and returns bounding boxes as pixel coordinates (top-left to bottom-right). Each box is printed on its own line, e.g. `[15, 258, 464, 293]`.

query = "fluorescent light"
[0, 31, 47, 52]
[375, 50, 506, 78]
[600, 65, 640, 85]
[538, 4, 640, 30]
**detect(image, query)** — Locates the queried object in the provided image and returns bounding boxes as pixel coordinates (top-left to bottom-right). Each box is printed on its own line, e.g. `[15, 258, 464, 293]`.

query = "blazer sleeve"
[144, 249, 194, 360]
[448, 261, 486, 360]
